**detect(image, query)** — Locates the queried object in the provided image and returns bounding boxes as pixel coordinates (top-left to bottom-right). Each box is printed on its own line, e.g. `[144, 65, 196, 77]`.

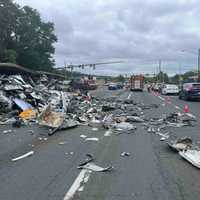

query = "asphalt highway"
[0, 87, 200, 200]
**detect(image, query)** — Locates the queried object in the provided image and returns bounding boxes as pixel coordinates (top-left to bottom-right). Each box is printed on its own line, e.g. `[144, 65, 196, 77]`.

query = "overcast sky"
[15, 0, 200, 76]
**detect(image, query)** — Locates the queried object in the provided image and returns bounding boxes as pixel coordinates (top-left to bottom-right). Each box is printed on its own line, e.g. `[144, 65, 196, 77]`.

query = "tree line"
[0, 0, 57, 71]
[145, 70, 198, 84]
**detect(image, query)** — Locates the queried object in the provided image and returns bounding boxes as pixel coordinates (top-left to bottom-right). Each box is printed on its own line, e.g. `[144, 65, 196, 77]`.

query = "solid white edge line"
[63, 169, 91, 200]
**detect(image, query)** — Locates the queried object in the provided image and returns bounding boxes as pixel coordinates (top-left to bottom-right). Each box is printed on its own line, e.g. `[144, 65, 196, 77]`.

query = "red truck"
[130, 75, 144, 91]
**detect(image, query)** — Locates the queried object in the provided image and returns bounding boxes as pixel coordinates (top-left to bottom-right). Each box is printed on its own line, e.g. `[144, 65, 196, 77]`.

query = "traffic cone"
[184, 105, 190, 113]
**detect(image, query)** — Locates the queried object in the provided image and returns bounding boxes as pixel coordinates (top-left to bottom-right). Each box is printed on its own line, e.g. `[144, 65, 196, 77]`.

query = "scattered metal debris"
[85, 137, 99, 142]
[80, 134, 87, 138]
[59, 142, 67, 145]
[12, 151, 34, 162]
[78, 162, 113, 172]
[112, 122, 137, 132]
[3, 129, 12, 134]
[92, 127, 98, 131]
[78, 154, 94, 167]
[167, 137, 193, 152]
[38, 137, 48, 141]
[179, 150, 200, 169]
[65, 152, 74, 156]
[1, 73, 199, 174]
[121, 152, 131, 157]
[126, 116, 145, 123]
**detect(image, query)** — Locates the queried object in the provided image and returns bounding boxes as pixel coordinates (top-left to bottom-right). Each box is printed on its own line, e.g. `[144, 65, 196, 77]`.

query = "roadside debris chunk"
[121, 152, 130, 157]
[126, 116, 144, 123]
[112, 122, 137, 132]
[13, 98, 33, 111]
[179, 150, 200, 169]
[19, 109, 37, 120]
[85, 137, 99, 142]
[38, 104, 64, 128]
[167, 137, 192, 152]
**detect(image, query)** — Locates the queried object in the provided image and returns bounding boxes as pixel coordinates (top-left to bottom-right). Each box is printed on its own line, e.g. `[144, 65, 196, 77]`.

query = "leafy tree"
[0, 0, 57, 71]
[170, 74, 179, 84]
[156, 71, 169, 83]
[115, 74, 125, 82]
[15, 6, 57, 70]
[5, 49, 17, 63]
[0, 0, 20, 61]
[182, 71, 196, 80]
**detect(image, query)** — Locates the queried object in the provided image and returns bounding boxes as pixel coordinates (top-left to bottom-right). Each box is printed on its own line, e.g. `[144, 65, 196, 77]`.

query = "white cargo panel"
[134, 80, 141, 89]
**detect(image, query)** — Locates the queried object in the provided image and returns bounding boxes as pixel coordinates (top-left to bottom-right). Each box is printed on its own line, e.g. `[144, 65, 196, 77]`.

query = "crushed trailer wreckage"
[0, 73, 145, 136]
[0, 73, 197, 142]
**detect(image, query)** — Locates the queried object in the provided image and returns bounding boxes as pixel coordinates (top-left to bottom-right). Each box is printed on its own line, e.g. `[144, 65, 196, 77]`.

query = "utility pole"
[178, 63, 182, 86]
[198, 48, 200, 82]
[158, 59, 162, 83]
[64, 61, 67, 80]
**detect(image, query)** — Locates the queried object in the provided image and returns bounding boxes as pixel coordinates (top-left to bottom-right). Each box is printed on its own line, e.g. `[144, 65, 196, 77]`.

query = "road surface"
[0, 87, 200, 200]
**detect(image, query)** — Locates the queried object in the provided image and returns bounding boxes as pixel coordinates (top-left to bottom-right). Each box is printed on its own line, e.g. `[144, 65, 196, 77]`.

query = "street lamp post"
[198, 48, 200, 82]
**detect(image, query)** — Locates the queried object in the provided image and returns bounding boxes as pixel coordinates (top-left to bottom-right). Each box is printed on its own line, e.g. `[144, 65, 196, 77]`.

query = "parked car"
[161, 84, 179, 95]
[152, 83, 161, 92]
[116, 82, 124, 89]
[108, 83, 118, 90]
[179, 83, 200, 100]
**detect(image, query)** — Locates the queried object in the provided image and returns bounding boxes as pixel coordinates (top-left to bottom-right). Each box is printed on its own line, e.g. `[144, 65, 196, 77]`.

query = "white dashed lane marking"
[175, 105, 181, 110]
[127, 92, 132, 99]
[63, 169, 92, 200]
[157, 96, 165, 101]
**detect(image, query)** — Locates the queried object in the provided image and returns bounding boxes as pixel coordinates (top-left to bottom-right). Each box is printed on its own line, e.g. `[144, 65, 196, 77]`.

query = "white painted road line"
[157, 96, 165, 101]
[127, 93, 132, 99]
[63, 169, 92, 200]
[175, 105, 181, 110]
[153, 94, 197, 119]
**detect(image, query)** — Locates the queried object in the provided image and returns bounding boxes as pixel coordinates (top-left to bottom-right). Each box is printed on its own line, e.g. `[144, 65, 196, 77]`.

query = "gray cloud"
[15, 0, 200, 75]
